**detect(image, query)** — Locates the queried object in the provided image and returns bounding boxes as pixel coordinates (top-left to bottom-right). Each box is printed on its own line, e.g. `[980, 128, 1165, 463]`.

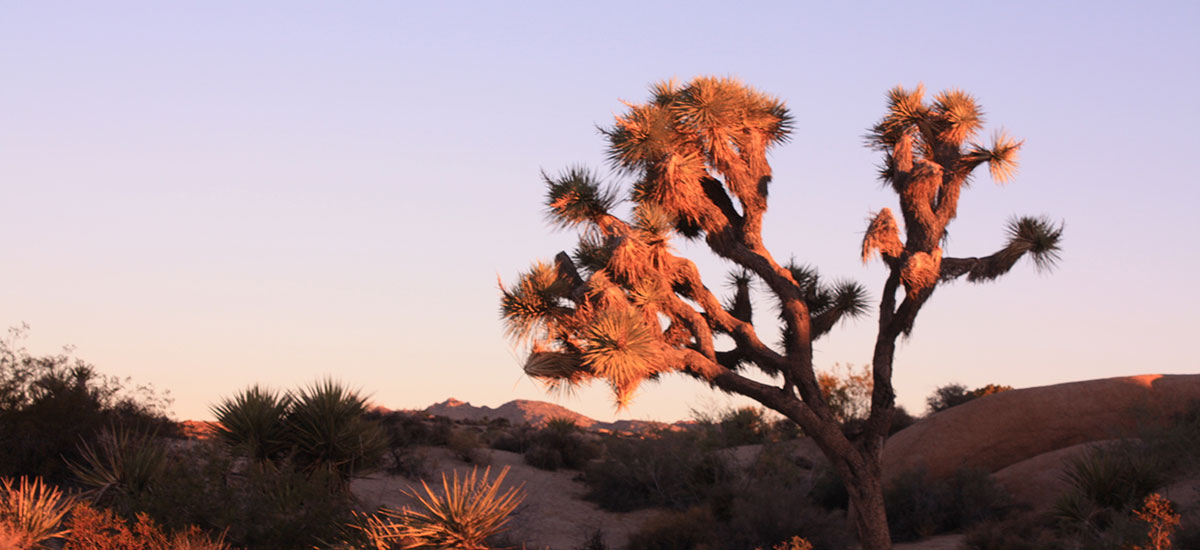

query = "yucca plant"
[382, 466, 525, 550]
[67, 426, 167, 503]
[286, 379, 388, 483]
[210, 385, 293, 463]
[0, 476, 74, 548]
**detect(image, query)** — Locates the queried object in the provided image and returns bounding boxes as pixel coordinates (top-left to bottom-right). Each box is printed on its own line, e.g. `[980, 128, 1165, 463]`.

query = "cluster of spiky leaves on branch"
[501, 77, 873, 410]
[862, 84, 1063, 335]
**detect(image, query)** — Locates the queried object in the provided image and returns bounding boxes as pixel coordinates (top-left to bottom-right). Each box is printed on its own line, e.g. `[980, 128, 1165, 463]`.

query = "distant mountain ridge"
[422, 398, 676, 433]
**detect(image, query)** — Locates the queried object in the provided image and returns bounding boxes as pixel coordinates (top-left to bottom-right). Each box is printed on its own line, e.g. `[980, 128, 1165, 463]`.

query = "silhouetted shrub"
[963, 512, 1068, 550]
[0, 329, 174, 485]
[523, 417, 598, 471]
[885, 466, 1011, 541]
[926, 382, 1013, 413]
[488, 424, 535, 454]
[448, 428, 487, 463]
[888, 405, 917, 435]
[627, 506, 716, 550]
[584, 430, 731, 512]
[807, 465, 848, 512]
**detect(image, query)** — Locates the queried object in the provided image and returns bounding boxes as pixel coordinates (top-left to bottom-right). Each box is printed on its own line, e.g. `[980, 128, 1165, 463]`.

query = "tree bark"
[845, 464, 892, 550]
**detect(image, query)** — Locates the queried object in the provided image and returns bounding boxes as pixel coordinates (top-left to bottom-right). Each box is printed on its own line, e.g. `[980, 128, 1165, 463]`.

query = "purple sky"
[3, 1, 1197, 422]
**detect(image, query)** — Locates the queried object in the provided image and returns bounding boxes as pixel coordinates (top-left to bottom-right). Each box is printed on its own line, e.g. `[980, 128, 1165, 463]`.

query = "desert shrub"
[523, 417, 598, 471]
[888, 405, 917, 435]
[576, 528, 609, 550]
[1138, 398, 1200, 479]
[488, 424, 535, 454]
[367, 410, 453, 447]
[0, 329, 174, 484]
[584, 430, 731, 512]
[885, 466, 1011, 541]
[807, 464, 848, 511]
[367, 410, 445, 478]
[817, 363, 872, 425]
[627, 506, 716, 550]
[359, 466, 525, 550]
[716, 449, 851, 550]
[0, 476, 74, 548]
[61, 502, 234, 550]
[926, 382, 1013, 413]
[448, 428, 487, 464]
[75, 437, 355, 550]
[963, 512, 1068, 550]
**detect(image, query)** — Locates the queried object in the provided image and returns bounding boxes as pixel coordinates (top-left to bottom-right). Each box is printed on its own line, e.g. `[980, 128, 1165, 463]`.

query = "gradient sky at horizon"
[3, 1, 1197, 422]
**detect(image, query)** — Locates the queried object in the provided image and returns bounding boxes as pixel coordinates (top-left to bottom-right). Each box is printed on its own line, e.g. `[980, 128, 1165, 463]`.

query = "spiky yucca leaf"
[544, 166, 618, 229]
[286, 379, 388, 482]
[67, 426, 166, 502]
[390, 466, 525, 550]
[0, 477, 73, 547]
[499, 261, 574, 343]
[581, 307, 663, 408]
[825, 280, 871, 320]
[932, 89, 983, 145]
[1005, 215, 1064, 272]
[523, 349, 587, 382]
[210, 384, 292, 462]
[964, 131, 1023, 184]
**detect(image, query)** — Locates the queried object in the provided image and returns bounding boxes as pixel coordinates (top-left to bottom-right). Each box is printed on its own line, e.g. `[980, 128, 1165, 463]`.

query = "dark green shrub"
[584, 430, 731, 512]
[926, 382, 1013, 413]
[963, 512, 1068, 550]
[627, 506, 716, 550]
[523, 417, 598, 471]
[692, 406, 773, 448]
[807, 465, 848, 511]
[130, 440, 353, 550]
[885, 466, 1011, 541]
[0, 329, 174, 485]
[488, 424, 535, 453]
[447, 428, 486, 463]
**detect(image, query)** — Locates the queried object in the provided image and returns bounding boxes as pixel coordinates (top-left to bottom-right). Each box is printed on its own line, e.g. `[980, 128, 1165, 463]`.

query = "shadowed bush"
[523, 417, 598, 471]
[885, 466, 1011, 541]
[0, 329, 175, 485]
[584, 430, 731, 512]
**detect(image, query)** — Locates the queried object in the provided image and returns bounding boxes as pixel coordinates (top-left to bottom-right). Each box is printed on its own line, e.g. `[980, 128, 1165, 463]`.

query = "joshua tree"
[500, 77, 1062, 549]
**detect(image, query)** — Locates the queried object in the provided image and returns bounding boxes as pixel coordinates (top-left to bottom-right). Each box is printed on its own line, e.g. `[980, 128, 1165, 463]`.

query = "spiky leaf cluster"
[862, 85, 1062, 322]
[502, 77, 870, 408]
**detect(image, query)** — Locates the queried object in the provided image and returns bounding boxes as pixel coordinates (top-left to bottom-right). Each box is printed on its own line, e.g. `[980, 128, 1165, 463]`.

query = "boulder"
[883, 374, 1200, 484]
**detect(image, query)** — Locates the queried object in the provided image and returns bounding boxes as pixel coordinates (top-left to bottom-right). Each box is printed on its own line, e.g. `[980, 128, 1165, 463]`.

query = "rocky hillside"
[423, 398, 675, 432]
